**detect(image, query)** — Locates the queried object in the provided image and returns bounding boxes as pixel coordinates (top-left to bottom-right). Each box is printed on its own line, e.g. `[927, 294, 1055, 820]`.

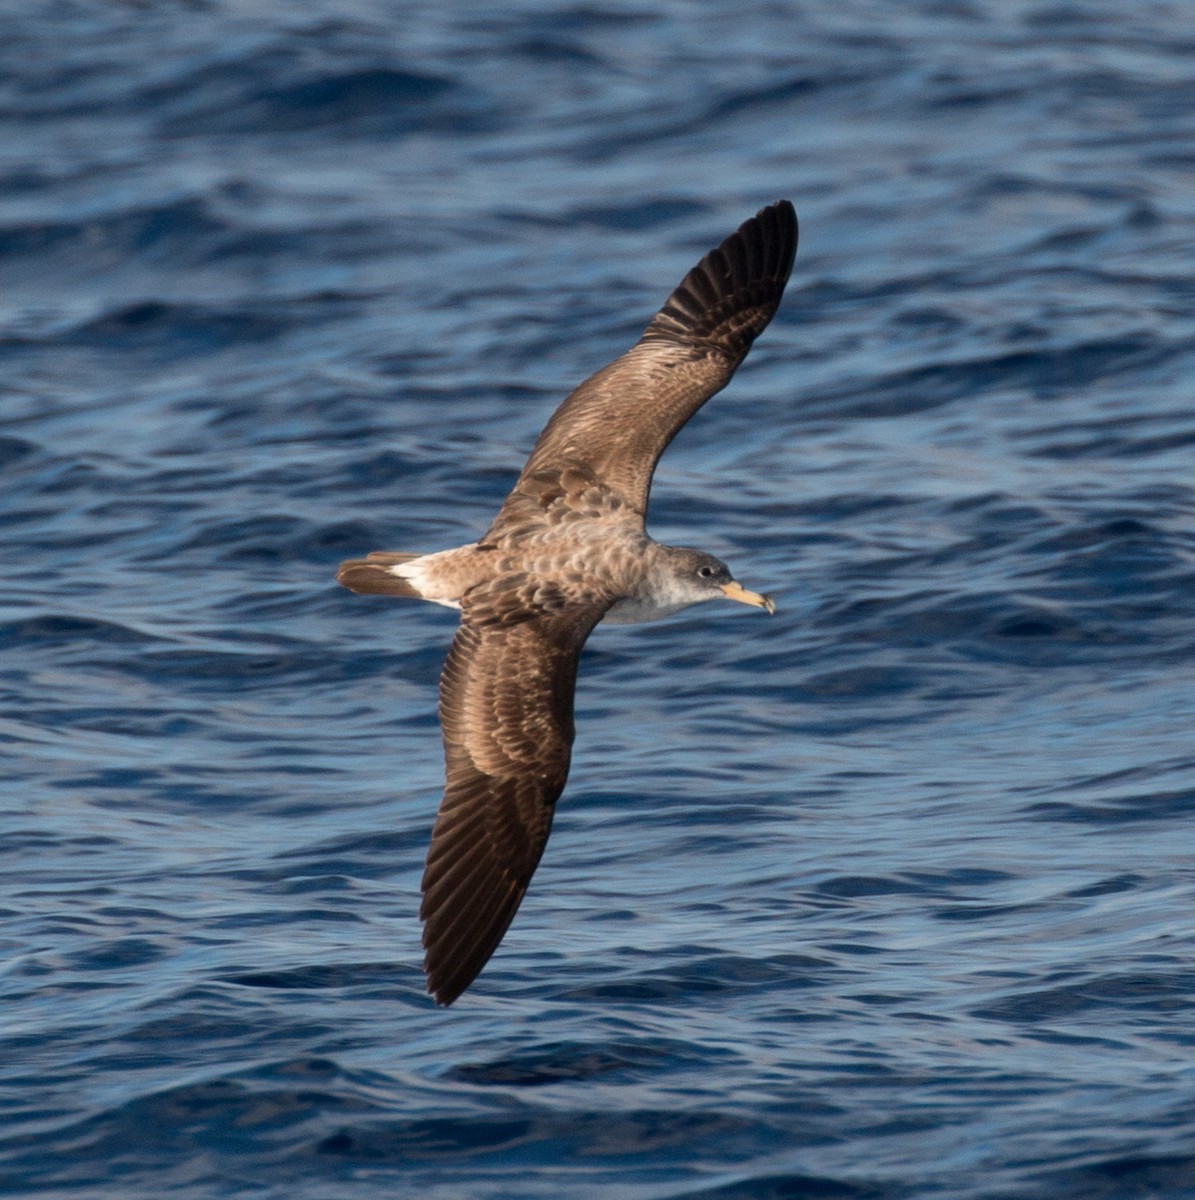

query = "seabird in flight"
[338, 199, 797, 1004]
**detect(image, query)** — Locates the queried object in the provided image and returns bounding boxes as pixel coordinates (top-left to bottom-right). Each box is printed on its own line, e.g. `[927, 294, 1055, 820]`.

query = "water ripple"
[4, 2, 1195, 1198]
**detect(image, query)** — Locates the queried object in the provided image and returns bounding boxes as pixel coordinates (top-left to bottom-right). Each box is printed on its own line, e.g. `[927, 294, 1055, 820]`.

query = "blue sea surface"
[4, 2, 1195, 1196]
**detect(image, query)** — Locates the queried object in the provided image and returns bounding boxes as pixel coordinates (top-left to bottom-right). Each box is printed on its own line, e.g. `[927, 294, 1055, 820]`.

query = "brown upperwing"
[420, 590, 612, 1005]
[486, 199, 797, 535]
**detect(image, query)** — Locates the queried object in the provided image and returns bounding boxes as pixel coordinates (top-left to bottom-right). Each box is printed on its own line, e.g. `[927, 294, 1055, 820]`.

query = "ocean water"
[4, 1, 1195, 1196]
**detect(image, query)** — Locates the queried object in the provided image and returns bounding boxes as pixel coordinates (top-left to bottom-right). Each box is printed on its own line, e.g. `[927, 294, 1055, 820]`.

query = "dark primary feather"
[498, 199, 797, 524]
[421, 596, 611, 1005]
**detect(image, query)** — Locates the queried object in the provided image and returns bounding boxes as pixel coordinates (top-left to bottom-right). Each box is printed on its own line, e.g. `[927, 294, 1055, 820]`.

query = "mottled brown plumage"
[337, 200, 797, 1004]
[504, 197, 796, 523]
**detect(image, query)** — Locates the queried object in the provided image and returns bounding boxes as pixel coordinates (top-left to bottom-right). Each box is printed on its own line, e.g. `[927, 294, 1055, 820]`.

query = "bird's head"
[661, 547, 776, 614]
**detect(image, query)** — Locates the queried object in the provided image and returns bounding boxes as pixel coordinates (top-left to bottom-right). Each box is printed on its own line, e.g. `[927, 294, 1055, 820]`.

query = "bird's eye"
[698, 565, 716, 578]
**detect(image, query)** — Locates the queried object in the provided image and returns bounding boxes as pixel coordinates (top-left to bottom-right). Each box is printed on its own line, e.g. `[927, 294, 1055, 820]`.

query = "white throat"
[602, 554, 710, 625]
[602, 596, 694, 625]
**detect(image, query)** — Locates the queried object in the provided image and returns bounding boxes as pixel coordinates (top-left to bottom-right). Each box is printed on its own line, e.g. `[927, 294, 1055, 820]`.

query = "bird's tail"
[336, 551, 424, 598]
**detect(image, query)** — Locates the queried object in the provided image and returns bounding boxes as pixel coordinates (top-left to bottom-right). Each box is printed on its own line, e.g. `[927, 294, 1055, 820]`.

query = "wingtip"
[421, 941, 490, 1008]
[427, 977, 464, 1007]
[756, 197, 797, 229]
[422, 942, 468, 1006]
[420, 849, 537, 1008]
[643, 198, 798, 354]
[749, 198, 798, 278]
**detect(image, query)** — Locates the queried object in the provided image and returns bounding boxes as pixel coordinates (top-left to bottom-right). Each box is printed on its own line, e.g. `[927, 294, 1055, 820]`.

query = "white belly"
[602, 598, 691, 625]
